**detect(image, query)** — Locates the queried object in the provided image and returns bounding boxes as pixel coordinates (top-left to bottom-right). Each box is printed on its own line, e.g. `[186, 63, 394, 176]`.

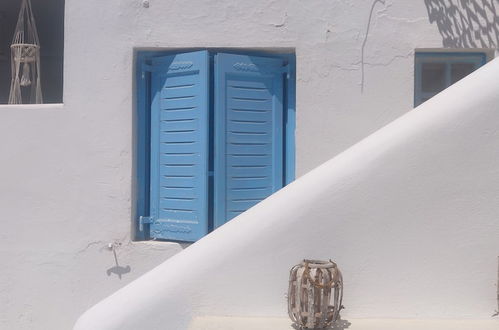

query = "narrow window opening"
[414, 51, 486, 107]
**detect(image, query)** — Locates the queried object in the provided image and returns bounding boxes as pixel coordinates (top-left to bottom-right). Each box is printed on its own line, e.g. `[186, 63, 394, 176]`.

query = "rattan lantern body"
[288, 260, 343, 329]
[8, 0, 43, 104]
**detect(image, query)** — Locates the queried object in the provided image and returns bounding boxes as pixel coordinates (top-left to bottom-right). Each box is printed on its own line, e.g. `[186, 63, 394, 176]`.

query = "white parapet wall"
[74, 58, 499, 329]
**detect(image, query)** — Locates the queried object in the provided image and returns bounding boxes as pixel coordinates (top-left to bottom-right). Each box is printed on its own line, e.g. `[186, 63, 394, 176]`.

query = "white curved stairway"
[75, 58, 499, 330]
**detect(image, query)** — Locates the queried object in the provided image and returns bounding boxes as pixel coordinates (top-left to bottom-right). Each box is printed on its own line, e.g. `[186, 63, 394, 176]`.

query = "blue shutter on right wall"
[146, 50, 210, 242]
[214, 53, 286, 228]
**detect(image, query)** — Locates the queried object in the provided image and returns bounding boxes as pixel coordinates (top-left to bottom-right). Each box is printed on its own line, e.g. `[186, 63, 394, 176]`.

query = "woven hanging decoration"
[288, 259, 344, 329]
[8, 0, 43, 104]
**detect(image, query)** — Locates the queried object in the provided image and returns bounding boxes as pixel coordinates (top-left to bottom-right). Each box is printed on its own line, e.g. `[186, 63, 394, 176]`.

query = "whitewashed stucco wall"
[0, 0, 496, 329]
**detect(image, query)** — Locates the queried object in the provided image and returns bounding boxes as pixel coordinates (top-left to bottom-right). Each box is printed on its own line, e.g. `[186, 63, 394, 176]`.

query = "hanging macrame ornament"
[8, 0, 43, 104]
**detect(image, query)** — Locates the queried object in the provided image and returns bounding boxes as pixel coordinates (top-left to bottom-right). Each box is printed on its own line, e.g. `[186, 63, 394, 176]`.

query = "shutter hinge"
[139, 216, 154, 232]
[281, 64, 291, 79]
[141, 63, 153, 79]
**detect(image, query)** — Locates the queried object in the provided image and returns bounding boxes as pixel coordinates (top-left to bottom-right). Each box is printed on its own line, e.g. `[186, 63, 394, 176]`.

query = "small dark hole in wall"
[0, 0, 64, 104]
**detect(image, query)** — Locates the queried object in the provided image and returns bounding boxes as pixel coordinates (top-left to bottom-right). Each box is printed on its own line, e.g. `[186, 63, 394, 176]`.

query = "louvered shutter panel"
[148, 51, 209, 241]
[214, 53, 285, 228]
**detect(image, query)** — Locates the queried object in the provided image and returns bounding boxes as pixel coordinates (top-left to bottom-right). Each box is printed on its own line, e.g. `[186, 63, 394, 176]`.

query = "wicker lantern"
[288, 259, 343, 329]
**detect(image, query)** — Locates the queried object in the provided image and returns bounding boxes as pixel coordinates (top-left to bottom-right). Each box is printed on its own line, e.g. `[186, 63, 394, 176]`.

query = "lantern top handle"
[302, 259, 337, 269]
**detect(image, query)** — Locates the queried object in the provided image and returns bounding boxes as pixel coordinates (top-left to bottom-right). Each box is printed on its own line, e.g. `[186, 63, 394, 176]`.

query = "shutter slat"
[227, 199, 263, 210]
[161, 187, 195, 199]
[229, 187, 272, 198]
[159, 143, 198, 154]
[227, 132, 270, 143]
[228, 177, 272, 189]
[161, 86, 198, 98]
[160, 97, 198, 109]
[228, 110, 271, 121]
[214, 53, 285, 228]
[160, 119, 199, 131]
[228, 166, 272, 177]
[160, 198, 197, 209]
[160, 176, 196, 187]
[160, 131, 198, 142]
[160, 109, 198, 121]
[149, 50, 209, 241]
[229, 155, 272, 164]
[159, 154, 197, 164]
[229, 89, 271, 100]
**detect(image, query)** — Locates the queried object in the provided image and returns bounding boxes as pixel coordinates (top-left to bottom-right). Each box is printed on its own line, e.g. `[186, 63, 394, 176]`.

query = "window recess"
[135, 49, 296, 242]
[414, 52, 486, 107]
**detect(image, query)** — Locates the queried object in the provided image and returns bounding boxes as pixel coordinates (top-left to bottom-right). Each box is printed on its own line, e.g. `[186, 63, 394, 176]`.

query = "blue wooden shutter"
[147, 51, 209, 241]
[214, 53, 285, 228]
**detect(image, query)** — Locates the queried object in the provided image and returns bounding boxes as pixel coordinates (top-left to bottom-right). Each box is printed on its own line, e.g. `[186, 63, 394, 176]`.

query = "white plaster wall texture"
[75, 58, 499, 330]
[0, 0, 496, 329]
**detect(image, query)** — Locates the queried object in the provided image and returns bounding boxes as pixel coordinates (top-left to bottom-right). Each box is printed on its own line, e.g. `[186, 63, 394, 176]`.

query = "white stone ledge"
[188, 316, 498, 330]
[130, 240, 188, 250]
[0, 103, 64, 111]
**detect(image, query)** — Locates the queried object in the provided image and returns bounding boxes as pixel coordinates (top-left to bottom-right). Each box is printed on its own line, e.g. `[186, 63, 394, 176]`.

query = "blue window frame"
[414, 52, 486, 107]
[135, 49, 296, 242]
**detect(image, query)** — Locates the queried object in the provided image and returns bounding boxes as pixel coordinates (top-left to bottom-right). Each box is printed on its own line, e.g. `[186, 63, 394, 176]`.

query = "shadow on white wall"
[424, 0, 499, 48]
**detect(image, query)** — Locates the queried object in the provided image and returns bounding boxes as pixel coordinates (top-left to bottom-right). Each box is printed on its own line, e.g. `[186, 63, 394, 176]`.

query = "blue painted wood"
[137, 49, 295, 241]
[135, 52, 153, 240]
[214, 53, 285, 228]
[283, 53, 296, 185]
[149, 50, 210, 241]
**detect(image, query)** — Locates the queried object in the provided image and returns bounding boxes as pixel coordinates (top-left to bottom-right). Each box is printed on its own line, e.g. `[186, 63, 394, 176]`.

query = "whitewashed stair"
[188, 316, 498, 330]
